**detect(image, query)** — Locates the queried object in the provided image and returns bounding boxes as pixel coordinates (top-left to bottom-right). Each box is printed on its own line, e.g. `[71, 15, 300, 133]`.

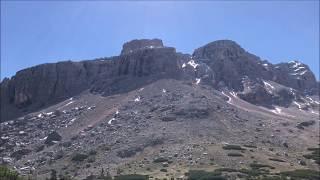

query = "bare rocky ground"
[1, 79, 319, 179]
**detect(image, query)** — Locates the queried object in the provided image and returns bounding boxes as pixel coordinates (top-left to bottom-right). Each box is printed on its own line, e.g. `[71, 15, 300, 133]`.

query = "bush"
[160, 169, 167, 172]
[188, 170, 226, 180]
[114, 174, 148, 180]
[243, 145, 257, 148]
[303, 146, 320, 164]
[222, 145, 245, 150]
[268, 158, 285, 162]
[153, 157, 168, 163]
[249, 163, 273, 169]
[0, 166, 21, 180]
[227, 153, 243, 157]
[280, 169, 320, 180]
[71, 153, 89, 162]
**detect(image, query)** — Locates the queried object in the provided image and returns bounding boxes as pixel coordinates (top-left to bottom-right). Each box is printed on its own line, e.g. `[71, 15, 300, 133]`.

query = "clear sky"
[1, 1, 319, 79]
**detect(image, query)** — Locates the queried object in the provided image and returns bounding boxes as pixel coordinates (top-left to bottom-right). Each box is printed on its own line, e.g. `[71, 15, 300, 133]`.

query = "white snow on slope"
[182, 63, 186, 68]
[45, 112, 53, 116]
[221, 91, 232, 104]
[306, 96, 320, 105]
[195, 78, 201, 85]
[271, 107, 282, 114]
[187, 60, 199, 69]
[293, 101, 302, 109]
[294, 66, 305, 71]
[300, 70, 308, 75]
[311, 110, 319, 115]
[134, 96, 141, 102]
[108, 118, 115, 125]
[162, 89, 166, 93]
[263, 81, 274, 89]
[263, 81, 274, 93]
[59, 101, 74, 109]
[230, 91, 237, 98]
[290, 61, 301, 68]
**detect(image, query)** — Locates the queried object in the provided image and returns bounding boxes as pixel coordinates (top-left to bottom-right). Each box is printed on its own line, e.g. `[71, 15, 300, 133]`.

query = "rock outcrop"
[1, 39, 318, 121]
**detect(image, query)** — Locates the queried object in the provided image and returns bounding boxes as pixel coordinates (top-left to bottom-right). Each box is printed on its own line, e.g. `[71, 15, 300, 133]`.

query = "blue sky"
[1, 1, 319, 79]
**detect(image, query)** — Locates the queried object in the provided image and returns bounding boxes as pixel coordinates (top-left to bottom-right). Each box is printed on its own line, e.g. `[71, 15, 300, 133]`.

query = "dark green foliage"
[222, 145, 245, 150]
[227, 153, 243, 157]
[153, 157, 168, 163]
[296, 120, 315, 129]
[249, 163, 274, 169]
[114, 174, 148, 180]
[303, 147, 320, 164]
[214, 168, 238, 172]
[268, 158, 285, 162]
[0, 166, 21, 180]
[243, 145, 257, 148]
[160, 169, 167, 172]
[71, 153, 89, 162]
[280, 169, 320, 180]
[188, 170, 226, 180]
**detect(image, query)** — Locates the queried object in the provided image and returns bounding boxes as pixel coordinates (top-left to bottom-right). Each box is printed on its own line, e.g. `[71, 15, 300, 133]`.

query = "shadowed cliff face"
[1, 39, 318, 121]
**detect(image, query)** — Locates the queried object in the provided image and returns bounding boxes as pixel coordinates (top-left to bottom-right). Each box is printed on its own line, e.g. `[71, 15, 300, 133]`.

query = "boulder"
[45, 131, 62, 145]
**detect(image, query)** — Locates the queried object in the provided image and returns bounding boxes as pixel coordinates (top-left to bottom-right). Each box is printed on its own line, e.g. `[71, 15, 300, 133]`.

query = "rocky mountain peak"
[120, 38, 164, 55]
[193, 40, 246, 60]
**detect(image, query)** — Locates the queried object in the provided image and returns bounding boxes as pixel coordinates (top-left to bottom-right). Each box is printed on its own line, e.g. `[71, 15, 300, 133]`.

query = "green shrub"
[0, 166, 21, 180]
[268, 158, 285, 162]
[153, 157, 168, 163]
[160, 169, 167, 172]
[280, 169, 320, 180]
[303, 147, 320, 164]
[188, 170, 226, 180]
[227, 153, 243, 157]
[222, 145, 245, 150]
[243, 145, 257, 148]
[249, 163, 273, 169]
[71, 153, 89, 162]
[114, 174, 148, 180]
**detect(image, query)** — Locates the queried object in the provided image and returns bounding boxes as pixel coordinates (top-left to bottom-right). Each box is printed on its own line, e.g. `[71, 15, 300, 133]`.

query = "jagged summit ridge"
[120, 38, 164, 55]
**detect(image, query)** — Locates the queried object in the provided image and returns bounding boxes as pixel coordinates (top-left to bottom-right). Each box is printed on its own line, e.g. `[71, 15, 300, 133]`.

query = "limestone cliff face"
[1, 39, 184, 121]
[1, 39, 318, 121]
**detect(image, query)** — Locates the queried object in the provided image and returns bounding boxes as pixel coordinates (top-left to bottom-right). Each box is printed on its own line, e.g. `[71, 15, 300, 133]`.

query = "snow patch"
[162, 89, 166, 93]
[222, 91, 232, 104]
[138, 88, 144, 92]
[45, 112, 53, 116]
[60, 101, 74, 108]
[293, 101, 302, 109]
[300, 70, 308, 75]
[294, 66, 305, 71]
[37, 113, 43, 118]
[271, 107, 282, 114]
[134, 96, 141, 102]
[290, 61, 301, 68]
[39, 136, 47, 141]
[230, 91, 237, 98]
[311, 110, 319, 115]
[263, 63, 268, 67]
[195, 78, 201, 85]
[306, 96, 320, 105]
[108, 118, 115, 125]
[182, 63, 186, 68]
[187, 60, 199, 69]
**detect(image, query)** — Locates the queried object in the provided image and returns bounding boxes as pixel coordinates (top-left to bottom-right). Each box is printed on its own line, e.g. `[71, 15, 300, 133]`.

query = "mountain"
[0, 39, 319, 179]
